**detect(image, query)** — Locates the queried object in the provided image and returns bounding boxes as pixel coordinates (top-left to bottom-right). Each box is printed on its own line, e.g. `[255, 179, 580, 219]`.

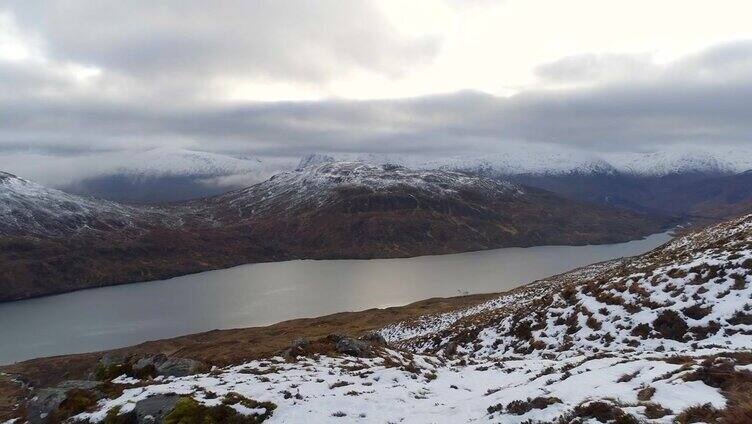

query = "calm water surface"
[0, 232, 671, 364]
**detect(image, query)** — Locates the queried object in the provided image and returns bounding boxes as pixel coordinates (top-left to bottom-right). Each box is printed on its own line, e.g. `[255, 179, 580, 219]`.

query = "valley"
[0, 161, 670, 302]
[3, 4, 751, 423]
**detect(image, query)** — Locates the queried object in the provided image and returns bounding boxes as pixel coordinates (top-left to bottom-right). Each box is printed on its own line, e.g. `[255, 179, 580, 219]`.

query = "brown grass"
[652, 310, 688, 341]
[0, 374, 26, 422]
[675, 403, 722, 424]
[636, 386, 655, 401]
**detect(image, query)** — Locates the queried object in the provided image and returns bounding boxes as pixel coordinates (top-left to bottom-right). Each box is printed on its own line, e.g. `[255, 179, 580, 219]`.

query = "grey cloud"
[0, 40, 751, 169]
[535, 53, 655, 83]
[668, 40, 752, 82]
[6, 0, 438, 88]
[537, 40, 752, 85]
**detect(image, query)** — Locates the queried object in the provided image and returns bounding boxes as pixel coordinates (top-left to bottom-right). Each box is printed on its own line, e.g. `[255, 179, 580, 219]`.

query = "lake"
[0, 232, 672, 364]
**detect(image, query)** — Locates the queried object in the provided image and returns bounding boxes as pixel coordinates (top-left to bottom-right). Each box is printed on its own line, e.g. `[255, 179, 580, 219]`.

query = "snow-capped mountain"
[605, 147, 752, 176]
[0, 171, 169, 237]
[318, 146, 752, 178]
[204, 160, 522, 218]
[318, 146, 618, 177]
[297, 148, 752, 220]
[21, 212, 751, 424]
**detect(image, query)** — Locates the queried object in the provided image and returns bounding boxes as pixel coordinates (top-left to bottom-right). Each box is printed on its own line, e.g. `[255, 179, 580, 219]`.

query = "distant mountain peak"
[298, 146, 752, 178]
[296, 153, 335, 171]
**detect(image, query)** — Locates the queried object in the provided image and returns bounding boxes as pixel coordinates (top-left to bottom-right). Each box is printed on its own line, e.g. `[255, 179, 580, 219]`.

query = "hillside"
[195, 161, 667, 258]
[0, 172, 173, 237]
[0, 162, 669, 301]
[2, 213, 750, 423]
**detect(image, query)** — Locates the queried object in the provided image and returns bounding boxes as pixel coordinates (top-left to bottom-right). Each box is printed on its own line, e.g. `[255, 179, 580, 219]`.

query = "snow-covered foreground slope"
[67, 214, 752, 424]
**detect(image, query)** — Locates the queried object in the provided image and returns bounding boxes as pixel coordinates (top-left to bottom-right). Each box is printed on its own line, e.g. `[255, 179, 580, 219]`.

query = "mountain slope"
[6, 213, 750, 424]
[325, 148, 752, 220]
[0, 162, 670, 301]
[0, 172, 173, 237]
[196, 161, 669, 258]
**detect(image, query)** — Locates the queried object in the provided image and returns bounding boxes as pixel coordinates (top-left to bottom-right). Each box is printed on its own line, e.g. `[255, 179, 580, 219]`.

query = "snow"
[206, 160, 523, 218]
[118, 146, 752, 179]
[0, 172, 165, 237]
[325, 146, 618, 177]
[322, 145, 752, 177]
[70, 213, 752, 423]
[73, 351, 727, 424]
[604, 147, 752, 176]
[113, 148, 264, 178]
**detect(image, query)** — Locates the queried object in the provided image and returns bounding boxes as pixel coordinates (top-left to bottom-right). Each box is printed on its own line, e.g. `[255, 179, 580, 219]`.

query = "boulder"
[26, 388, 66, 424]
[133, 355, 204, 378]
[27, 380, 102, 424]
[335, 337, 370, 357]
[157, 358, 204, 377]
[283, 337, 310, 359]
[133, 393, 180, 423]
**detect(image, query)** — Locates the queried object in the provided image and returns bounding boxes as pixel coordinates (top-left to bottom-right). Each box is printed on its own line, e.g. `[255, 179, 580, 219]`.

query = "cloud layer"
[0, 2, 751, 184]
[2, 41, 752, 155]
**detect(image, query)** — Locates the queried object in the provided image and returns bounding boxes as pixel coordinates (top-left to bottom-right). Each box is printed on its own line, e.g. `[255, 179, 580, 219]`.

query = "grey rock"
[132, 355, 204, 377]
[134, 354, 167, 373]
[27, 381, 103, 424]
[335, 337, 370, 357]
[26, 388, 67, 424]
[133, 393, 180, 424]
[156, 358, 204, 377]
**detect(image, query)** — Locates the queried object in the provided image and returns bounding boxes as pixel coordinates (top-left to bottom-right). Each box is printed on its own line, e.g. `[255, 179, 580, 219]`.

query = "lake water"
[0, 232, 672, 364]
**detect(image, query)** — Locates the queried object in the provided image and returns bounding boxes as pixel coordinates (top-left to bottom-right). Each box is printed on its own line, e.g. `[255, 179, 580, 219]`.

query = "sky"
[0, 0, 751, 183]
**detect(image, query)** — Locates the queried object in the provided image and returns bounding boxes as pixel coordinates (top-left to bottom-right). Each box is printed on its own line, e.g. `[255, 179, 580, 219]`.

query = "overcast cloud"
[0, 0, 751, 183]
